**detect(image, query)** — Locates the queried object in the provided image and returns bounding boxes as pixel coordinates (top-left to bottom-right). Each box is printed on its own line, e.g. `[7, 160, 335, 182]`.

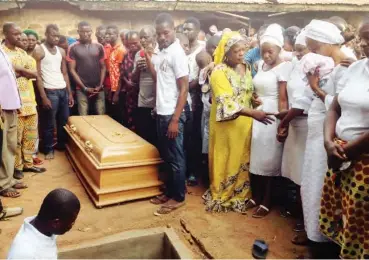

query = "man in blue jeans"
[33, 24, 74, 160]
[148, 13, 189, 215]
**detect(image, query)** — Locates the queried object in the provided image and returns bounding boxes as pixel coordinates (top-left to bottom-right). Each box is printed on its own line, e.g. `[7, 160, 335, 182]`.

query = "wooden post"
[216, 11, 250, 21]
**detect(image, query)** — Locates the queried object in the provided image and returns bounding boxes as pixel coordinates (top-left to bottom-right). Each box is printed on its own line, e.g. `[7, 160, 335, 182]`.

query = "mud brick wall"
[0, 3, 189, 40]
[0, 2, 363, 40]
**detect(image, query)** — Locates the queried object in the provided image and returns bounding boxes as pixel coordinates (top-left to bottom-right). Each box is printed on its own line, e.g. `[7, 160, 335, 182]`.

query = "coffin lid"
[65, 115, 161, 168]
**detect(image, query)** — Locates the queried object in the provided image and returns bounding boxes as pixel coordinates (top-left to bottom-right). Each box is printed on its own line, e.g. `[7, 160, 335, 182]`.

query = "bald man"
[132, 26, 158, 145]
[8, 188, 81, 259]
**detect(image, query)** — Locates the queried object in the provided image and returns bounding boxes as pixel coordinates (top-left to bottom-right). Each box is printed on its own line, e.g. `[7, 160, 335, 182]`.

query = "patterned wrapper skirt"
[319, 152, 369, 259]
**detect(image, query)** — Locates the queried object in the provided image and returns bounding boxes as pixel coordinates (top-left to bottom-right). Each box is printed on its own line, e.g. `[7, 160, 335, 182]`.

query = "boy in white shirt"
[7, 188, 80, 259]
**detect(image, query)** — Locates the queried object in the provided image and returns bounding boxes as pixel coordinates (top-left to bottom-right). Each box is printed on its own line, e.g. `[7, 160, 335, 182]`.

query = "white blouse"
[287, 59, 308, 114]
[336, 59, 369, 141]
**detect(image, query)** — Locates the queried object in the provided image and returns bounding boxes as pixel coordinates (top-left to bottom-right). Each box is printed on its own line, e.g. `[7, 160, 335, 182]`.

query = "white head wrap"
[295, 29, 306, 47]
[260, 24, 284, 48]
[305, 20, 344, 45]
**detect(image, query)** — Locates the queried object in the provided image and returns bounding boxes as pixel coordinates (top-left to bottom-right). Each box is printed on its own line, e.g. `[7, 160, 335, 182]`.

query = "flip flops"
[252, 205, 270, 218]
[0, 188, 20, 198]
[186, 176, 198, 187]
[291, 232, 309, 246]
[0, 207, 23, 221]
[293, 222, 305, 232]
[12, 182, 28, 190]
[154, 202, 185, 216]
[252, 239, 269, 259]
[245, 199, 257, 211]
[150, 195, 170, 205]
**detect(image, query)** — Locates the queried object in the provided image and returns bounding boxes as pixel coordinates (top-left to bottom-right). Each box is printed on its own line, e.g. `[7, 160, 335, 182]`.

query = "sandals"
[150, 195, 170, 205]
[252, 205, 270, 218]
[33, 157, 44, 165]
[291, 232, 308, 246]
[293, 222, 305, 232]
[245, 199, 258, 211]
[45, 151, 55, 160]
[186, 176, 198, 187]
[0, 188, 21, 198]
[154, 202, 185, 216]
[0, 207, 23, 221]
[13, 183, 28, 190]
[280, 208, 291, 218]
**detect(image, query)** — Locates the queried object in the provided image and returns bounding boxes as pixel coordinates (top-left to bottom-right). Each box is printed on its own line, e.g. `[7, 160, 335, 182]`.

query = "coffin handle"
[84, 141, 93, 153]
[70, 124, 77, 134]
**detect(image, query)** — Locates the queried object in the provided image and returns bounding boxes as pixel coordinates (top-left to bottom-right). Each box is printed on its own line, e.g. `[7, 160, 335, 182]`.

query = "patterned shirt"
[104, 44, 112, 71]
[120, 51, 136, 92]
[2, 45, 37, 116]
[109, 43, 126, 92]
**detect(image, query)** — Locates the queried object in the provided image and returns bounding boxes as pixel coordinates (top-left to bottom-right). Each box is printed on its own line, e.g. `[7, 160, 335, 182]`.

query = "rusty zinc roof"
[2, 0, 369, 12]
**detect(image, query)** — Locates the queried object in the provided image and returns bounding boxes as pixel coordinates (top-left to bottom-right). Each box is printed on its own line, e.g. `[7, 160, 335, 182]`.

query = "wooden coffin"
[64, 115, 163, 208]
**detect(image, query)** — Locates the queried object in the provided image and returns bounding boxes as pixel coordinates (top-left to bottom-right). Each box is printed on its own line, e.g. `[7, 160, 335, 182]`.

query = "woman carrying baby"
[283, 19, 348, 257]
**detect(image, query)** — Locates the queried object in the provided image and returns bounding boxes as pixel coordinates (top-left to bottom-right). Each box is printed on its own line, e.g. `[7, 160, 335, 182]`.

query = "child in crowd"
[176, 33, 196, 185]
[196, 51, 212, 186]
[176, 33, 190, 55]
[294, 52, 335, 113]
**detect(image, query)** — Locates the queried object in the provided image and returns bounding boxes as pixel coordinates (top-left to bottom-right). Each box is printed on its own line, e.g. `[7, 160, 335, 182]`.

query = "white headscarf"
[295, 29, 306, 47]
[260, 24, 284, 48]
[305, 19, 344, 45]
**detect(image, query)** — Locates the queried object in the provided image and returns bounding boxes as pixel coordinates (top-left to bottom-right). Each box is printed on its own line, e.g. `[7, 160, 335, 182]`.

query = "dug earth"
[0, 151, 308, 259]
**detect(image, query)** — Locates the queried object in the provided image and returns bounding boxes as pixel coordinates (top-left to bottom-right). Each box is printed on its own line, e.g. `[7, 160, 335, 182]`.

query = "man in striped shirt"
[132, 26, 158, 145]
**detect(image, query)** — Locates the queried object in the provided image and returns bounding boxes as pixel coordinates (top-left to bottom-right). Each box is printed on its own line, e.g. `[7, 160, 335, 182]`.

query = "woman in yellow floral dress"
[203, 32, 274, 213]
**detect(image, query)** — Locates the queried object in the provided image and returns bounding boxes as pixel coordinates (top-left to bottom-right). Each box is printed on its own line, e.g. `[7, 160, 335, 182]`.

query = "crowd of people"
[1, 11, 369, 259]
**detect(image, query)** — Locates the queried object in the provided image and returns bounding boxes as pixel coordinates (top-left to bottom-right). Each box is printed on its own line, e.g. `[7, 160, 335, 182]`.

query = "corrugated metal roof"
[2, 0, 369, 12]
[79, 0, 369, 4]
[6, 0, 369, 4]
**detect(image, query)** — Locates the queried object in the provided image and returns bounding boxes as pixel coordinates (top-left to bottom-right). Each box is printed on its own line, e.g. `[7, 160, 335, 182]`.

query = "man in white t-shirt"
[7, 189, 80, 259]
[149, 13, 189, 216]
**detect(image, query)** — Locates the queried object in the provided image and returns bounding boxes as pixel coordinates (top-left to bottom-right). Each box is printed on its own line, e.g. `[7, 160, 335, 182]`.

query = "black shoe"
[23, 166, 46, 173]
[13, 170, 24, 180]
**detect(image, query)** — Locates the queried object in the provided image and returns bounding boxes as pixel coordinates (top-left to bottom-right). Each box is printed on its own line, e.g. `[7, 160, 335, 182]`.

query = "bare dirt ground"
[0, 151, 308, 259]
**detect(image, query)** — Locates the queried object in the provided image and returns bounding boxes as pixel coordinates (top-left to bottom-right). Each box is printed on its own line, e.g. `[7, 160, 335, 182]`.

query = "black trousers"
[111, 92, 127, 126]
[184, 105, 203, 178]
[135, 107, 157, 146]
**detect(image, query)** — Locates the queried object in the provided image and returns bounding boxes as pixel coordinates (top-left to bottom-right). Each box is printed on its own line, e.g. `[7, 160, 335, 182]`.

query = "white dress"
[281, 60, 308, 186]
[250, 61, 292, 176]
[298, 65, 347, 242]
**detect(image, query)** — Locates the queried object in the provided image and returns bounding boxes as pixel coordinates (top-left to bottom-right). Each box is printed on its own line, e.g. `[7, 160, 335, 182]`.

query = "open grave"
[59, 227, 193, 259]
